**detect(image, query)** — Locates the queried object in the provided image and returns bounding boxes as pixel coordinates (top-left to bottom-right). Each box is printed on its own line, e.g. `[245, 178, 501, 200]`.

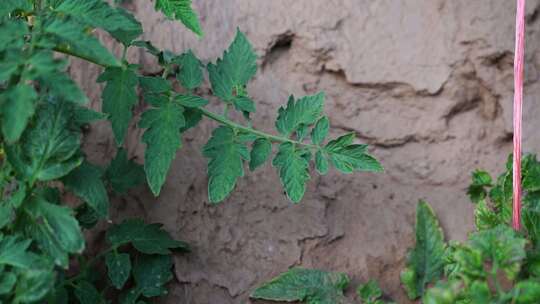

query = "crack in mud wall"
[70, 1, 540, 303]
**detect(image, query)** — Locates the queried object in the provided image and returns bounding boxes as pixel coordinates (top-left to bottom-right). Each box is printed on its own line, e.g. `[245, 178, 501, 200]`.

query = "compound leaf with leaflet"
[105, 148, 145, 194]
[106, 218, 189, 255]
[272, 142, 311, 203]
[105, 252, 131, 290]
[43, 17, 119, 67]
[74, 281, 104, 304]
[133, 254, 173, 298]
[62, 161, 109, 219]
[175, 50, 203, 90]
[275, 93, 324, 136]
[202, 126, 250, 203]
[98, 66, 138, 145]
[25, 196, 84, 268]
[0, 235, 35, 269]
[311, 116, 329, 146]
[324, 133, 382, 174]
[53, 0, 142, 45]
[1, 84, 37, 143]
[249, 138, 272, 171]
[154, 0, 203, 36]
[251, 268, 349, 304]
[139, 101, 185, 196]
[6, 101, 82, 183]
[208, 29, 257, 105]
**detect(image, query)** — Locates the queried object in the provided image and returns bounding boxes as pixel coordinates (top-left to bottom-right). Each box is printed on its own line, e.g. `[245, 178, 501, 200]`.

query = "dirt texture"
[71, 1, 540, 303]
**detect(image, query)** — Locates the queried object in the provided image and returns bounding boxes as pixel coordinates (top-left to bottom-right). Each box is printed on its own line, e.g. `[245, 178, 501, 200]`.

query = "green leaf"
[422, 281, 460, 304]
[6, 101, 82, 182]
[207, 29, 257, 102]
[275, 93, 325, 136]
[62, 161, 109, 218]
[133, 254, 173, 297]
[98, 66, 138, 145]
[75, 204, 99, 229]
[180, 107, 202, 132]
[272, 142, 311, 203]
[54, 0, 142, 45]
[250, 268, 349, 304]
[0, 0, 32, 17]
[0, 235, 34, 269]
[43, 17, 119, 67]
[296, 124, 309, 141]
[400, 201, 446, 300]
[6, 184, 27, 209]
[474, 199, 502, 230]
[468, 225, 526, 280]
[524, 164, 540, 192]
[0, 204, 13, 229]
[74, 281, 105, 304]
[174, 94, 209, 108]
[202, 126, 250, 203]
[106, 218, 189, 254]
[468, 281, 491, 303]
[515, 280, 540, 304]
[0, 19, 28, 52]
[1, 83, 37, 143]
[40, 72, 88, 104]
[154, 0, 204, 36]
[0, 50, 24, 82]
[0, 271, 16, 295]
[73, 106, 107, 125]
[105, 148, 145, 194]
[325, 133, 383, 173]
[139, 101, 185, 196]
[14, 268, 55, 304]
[175, 50, 203, 90]
[315, 150, 329, 175]
[120, 287, 142, 304]
[249, 138, 272, 171]
[232, 95, 256, 114]
[139, 76, 171, 94]
[106, 252, 131, 290]
[25, 197, 84, 267]
[357, 280, 383, 304]
[45, 284, 69, 304]
[311, 116, 329, 145]
[132, 40, 160, 56]
[24, 50, 66, 78]
[467, 170, 492, 204]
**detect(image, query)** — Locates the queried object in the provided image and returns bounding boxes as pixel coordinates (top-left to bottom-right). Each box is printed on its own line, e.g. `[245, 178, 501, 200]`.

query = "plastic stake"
[513, 0, 526, 231]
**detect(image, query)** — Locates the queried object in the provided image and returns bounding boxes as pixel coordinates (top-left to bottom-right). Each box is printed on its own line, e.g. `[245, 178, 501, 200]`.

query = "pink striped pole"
[513, 0, 526, 231]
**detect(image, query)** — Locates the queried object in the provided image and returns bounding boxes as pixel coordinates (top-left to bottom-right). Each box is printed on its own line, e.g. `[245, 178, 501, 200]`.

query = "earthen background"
[71, 1, 540, 303]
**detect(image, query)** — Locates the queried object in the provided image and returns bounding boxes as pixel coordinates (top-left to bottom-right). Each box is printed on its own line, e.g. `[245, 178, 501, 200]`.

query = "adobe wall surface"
[72, 1, 540, 302]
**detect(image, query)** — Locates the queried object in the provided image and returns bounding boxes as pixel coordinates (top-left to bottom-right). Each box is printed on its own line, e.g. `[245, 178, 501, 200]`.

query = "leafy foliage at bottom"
[251, 268, 349, 304]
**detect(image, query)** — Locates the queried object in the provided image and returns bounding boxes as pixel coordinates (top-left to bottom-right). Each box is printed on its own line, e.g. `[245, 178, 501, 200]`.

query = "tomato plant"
[0, 0, 381, 303]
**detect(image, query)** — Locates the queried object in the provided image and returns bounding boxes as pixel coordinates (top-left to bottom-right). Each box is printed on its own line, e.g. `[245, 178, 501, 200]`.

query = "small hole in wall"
[262, 33, 294, 68]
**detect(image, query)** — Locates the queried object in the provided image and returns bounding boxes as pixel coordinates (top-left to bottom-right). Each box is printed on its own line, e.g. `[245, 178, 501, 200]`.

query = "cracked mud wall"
[71, 1, 540, 303]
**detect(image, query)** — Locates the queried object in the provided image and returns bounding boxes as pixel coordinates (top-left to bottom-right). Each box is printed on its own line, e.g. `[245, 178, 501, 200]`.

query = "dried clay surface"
[71, 1, 540, 303]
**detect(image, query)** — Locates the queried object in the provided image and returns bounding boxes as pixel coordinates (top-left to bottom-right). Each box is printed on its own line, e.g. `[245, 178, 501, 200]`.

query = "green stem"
[65, 246, 116, 285]
[161, 66, 170, 79]
[53, 46, 121, 68]
[223, 103, 230, 118]
[121, 45, 128, 63]
[198, 107, 317, 149]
